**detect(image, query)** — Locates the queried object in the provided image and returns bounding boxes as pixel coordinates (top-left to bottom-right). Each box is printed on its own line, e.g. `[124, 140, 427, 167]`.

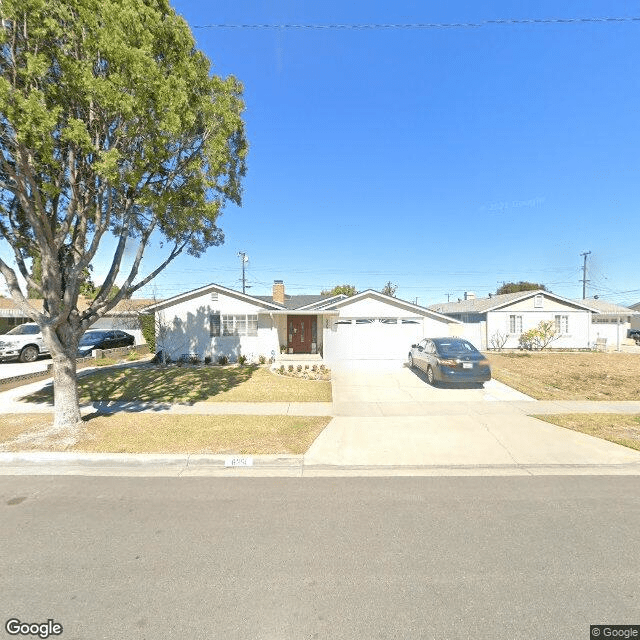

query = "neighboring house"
[144, 280, 461, 367]
[585, 298, 640, 349]
[630, 302, 640, 332]
[429, 290, 638, 351]
[0, 297, 153, 345]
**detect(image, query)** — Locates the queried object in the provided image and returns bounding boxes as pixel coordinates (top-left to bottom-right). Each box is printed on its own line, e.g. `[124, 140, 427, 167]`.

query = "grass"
[0, 413, 332, 454]
[487, 352, 640, 401]
[535, 414, 640, 452]
[22, 364, 332, 405]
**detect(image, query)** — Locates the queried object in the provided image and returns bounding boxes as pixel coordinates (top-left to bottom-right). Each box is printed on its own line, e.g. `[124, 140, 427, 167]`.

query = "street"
[1, 476, 639, 640]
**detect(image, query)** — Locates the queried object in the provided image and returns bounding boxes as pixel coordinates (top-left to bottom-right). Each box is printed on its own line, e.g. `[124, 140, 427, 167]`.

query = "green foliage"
[237, 354, 247, 365]
[321, 284, 357, 297]
[0, 0, 247, 317]
[217, 355, 229, 365]
[519, 320, 560, 351]
[380, 281, 397, 297]
[496, 282, 547, 295]
[140, 314, 155, 352]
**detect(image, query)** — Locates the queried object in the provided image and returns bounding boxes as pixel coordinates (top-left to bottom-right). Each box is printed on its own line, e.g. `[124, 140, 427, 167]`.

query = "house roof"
[577, 298, 640, 316]
[428, 289, 599, 314]
[143, 282, 283, 313]
[0, 296, 156, 317]
[325, 289, 462, 323]
[253, 293, 344, 310]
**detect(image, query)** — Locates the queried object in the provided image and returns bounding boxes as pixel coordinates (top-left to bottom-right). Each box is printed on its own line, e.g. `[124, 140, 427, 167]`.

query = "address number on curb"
[225, 456, 254, 467]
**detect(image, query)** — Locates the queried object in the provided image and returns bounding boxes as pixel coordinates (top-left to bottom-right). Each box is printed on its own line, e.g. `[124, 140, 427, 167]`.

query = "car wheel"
[408, 354, 414, 369]
[426, 365, 435, 385]
[19, 345, 38, 363]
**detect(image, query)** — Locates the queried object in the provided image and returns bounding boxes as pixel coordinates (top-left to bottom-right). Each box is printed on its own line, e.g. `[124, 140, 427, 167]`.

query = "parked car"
[408, 337, 491, 386]
[78, 330, 135, 356]
[628, 329, 640, 345]
[0, 322, 50, 363]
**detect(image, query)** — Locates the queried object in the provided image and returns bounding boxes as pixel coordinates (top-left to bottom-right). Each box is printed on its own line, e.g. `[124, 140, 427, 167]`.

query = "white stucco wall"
[155, 290, 279, 361]
[486, 310, 592, 349]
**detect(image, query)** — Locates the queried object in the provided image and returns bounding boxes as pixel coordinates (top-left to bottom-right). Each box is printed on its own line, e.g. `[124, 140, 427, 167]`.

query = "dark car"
[408, 337, 491, 386]
[78, 330, 135, 356]
[628, 329, 640, 345]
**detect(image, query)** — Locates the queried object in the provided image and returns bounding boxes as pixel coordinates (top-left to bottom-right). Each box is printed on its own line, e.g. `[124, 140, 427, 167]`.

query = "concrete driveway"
[305, 363, 640, 471]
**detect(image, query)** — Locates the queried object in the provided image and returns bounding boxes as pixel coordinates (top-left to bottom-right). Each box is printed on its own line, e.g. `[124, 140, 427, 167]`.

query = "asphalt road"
[1, 476, 639, 640]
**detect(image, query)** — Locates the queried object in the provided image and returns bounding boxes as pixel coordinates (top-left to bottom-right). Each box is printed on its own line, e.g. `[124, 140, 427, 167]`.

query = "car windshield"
[434, 339, 478, 357]
[6, 324, 40, 335]
[79, 332, 106, 345]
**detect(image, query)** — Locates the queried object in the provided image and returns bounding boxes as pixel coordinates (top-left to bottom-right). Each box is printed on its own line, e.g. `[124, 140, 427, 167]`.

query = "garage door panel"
[329, 318, 423, 362]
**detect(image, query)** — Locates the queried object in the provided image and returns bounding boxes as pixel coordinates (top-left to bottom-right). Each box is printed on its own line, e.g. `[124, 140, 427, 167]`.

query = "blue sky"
[4, 0, 640, 306]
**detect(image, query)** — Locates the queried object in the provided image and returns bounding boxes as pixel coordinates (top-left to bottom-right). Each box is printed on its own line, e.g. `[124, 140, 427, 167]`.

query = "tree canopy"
[496, 281, 547, 295]
[0, 0, 247, 431]
[321, 284, 357, 297]
[380, 281, 397, 297]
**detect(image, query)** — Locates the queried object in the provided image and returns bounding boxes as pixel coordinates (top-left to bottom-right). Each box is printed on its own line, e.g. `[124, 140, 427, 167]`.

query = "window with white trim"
[213, 314, 259, 337]
[555, 315, 569, 334]
[534, 294, 543, 308]
[509, 315, 523, 334]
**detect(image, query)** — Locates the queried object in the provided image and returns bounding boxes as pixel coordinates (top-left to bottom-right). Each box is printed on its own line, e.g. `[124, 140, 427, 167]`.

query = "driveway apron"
[304, 364, 640, 470]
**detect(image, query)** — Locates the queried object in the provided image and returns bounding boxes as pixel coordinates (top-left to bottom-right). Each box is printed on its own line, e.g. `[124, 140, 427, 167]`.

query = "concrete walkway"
[2, 365, 640, 476]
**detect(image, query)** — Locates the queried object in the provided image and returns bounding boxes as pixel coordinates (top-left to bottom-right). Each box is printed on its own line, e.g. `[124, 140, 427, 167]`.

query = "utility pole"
[580, 251, 591, 299]
[237, 251, 249, 294]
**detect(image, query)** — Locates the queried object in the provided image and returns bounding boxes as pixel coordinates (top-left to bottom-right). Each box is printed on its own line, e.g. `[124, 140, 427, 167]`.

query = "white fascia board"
[143, 283, 282, 313]
[488, 290, 598, 313]
[328, 289, 462, 323]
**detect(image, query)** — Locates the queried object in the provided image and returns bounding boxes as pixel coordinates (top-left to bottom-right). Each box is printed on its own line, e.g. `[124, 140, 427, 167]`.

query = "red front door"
[288, 315, 313, 353]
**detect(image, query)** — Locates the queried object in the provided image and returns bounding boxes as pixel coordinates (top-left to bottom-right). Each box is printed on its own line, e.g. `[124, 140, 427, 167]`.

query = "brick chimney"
[273, 280, 285, 305]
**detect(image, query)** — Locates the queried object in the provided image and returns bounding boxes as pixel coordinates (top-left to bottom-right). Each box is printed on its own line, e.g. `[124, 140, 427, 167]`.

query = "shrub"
[238, 354, 247, 365]
[258, 354, 266, 365]
[217, 355, 229, 365]
[204, 356, 212, 365]
[279, 365, 285, 374]
[296, 364, 302, 373]
[288, 365, 294, 373]
[126, 351, 140, 361]
[140, 313, 156, 352]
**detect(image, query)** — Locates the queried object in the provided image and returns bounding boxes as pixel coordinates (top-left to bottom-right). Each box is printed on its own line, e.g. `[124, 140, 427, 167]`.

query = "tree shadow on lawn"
[22, 364, 259, 406]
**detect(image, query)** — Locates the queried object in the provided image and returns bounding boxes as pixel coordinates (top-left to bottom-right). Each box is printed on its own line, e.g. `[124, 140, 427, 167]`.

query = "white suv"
[0, 323, 50, 362]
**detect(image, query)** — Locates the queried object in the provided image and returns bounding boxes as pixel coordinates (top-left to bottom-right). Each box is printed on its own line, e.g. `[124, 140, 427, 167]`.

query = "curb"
[2, 452, 640, 478]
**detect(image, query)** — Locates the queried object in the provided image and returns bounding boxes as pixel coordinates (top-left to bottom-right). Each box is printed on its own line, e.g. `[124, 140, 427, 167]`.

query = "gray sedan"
[408, 337, 491, 386]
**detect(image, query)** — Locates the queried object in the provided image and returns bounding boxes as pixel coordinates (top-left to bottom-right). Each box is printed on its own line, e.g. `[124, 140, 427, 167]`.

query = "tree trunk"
[51, 346, 82, 435]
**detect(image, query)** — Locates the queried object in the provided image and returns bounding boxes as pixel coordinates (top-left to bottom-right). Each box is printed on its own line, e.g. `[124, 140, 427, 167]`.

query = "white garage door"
[328, 317, 424, 363]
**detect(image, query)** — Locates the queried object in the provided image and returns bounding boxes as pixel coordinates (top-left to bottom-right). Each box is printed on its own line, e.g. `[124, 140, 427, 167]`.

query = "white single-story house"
[0, 297, 153, 345]
[630, 302, 640, 331]
[143, 280, 462, 367]
[429, 290, 639, 351]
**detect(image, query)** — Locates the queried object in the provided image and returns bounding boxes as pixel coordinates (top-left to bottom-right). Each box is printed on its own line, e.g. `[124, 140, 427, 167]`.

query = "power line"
[193, 16, 640, 31]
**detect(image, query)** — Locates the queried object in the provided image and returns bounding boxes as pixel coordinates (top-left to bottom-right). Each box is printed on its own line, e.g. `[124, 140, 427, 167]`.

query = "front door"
[288, 315, 313, 353]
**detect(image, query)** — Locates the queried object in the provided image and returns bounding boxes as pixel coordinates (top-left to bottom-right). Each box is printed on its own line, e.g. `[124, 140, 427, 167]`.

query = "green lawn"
[23, 364, 332, 404]
[0, 413, 332, 454]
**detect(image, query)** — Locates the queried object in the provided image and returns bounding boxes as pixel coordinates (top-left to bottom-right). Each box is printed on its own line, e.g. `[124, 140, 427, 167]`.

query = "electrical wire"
[192, 16, 640, 31]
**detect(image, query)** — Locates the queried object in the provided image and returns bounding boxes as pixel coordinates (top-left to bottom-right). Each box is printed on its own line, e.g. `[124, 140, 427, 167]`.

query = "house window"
[355, 318, 375, 325]
[534, 295, 543, 308]
[210, 313, 221, 337]
[509, 315, 523, 334]
[402, 319, 420, 325]
[218, 314, 259, 337]
[555, 315, 569, 334]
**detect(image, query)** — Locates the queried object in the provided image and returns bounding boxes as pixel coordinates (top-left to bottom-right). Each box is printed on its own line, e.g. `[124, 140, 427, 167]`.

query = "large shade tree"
[0, 0, 247, 432]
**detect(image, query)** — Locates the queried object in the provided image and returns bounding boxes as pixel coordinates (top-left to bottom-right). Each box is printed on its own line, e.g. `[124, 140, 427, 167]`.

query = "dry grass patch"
[23, 364, 332, 405]
[487, 352, 640, 400]
[535, 414, 640, 452]
[0, 413, 331, 454]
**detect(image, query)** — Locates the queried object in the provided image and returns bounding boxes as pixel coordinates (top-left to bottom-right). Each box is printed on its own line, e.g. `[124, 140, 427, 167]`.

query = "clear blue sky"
[5, 1, 640, 306]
